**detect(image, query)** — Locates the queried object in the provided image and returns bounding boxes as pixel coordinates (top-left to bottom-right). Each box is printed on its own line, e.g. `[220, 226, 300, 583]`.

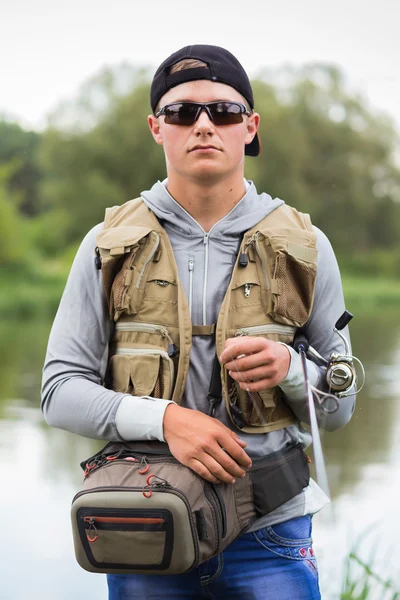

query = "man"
[42, 45, 355, 599]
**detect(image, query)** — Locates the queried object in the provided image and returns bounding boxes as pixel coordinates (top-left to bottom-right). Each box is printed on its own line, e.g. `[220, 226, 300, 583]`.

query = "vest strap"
[192, 324, 216, 336]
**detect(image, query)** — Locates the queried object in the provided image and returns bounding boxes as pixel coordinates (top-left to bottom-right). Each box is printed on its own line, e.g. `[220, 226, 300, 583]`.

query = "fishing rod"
[293, 310, 365, 496]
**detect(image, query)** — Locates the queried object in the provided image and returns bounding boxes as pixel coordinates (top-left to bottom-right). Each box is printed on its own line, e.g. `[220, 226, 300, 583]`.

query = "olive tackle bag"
[71, 441, 310, 574]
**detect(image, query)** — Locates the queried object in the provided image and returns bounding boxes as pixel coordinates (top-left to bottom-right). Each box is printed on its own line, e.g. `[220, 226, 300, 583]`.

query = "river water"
[1, 308, 399, 599]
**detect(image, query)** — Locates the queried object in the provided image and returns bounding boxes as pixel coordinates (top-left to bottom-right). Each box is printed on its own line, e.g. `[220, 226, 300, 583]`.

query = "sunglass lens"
[210, 102, 244, 125]
[164, 103, 198, 125]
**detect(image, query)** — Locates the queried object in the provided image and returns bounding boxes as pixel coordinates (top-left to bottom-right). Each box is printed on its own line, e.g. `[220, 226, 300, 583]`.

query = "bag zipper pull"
[106, 449, 124, 461]
[83, 457, 103, 478]
[138, 456, 150, 474]
[84, 517, 98, 543]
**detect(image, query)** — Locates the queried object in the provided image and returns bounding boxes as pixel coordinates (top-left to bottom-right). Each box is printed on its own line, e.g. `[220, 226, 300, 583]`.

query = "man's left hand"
[219, 336, 291, 393]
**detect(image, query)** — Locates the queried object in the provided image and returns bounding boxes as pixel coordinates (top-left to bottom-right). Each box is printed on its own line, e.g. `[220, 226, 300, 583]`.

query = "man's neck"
[166, 174, 247, 232]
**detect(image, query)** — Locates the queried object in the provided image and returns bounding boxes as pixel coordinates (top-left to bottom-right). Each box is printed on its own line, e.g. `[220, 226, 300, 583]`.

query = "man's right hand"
[163, 403, 252, 484]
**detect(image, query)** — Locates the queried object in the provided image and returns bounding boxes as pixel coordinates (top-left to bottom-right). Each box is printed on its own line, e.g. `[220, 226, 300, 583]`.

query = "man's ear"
[148, 115, 163, 145]
[245, 112, 260, 146]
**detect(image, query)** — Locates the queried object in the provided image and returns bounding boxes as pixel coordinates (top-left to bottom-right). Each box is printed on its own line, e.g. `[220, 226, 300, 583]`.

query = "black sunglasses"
[154, 101, 251, 126]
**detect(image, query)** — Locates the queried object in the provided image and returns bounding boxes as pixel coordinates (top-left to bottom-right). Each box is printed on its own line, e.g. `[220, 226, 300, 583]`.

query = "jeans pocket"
[253, 515, 317, 567]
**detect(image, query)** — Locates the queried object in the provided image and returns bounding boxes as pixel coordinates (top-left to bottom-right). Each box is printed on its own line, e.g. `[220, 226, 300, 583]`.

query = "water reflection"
[321, 311, 400, 498]
[1, 309, 400, 599]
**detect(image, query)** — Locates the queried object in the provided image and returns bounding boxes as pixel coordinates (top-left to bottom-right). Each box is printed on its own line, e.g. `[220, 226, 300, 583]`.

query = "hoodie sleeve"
[41, 224, 174, 441]
[278, 227, 356, 431]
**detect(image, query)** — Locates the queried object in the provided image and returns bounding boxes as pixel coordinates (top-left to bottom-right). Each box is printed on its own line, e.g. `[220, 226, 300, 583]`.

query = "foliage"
[1, 61, 400, 279]
[0, 167, 29, 266]
[0, 120, 42, 215]
[341, 552, 399, 600]
[245, 66, 400, 256]
[38, 83, 165, 243]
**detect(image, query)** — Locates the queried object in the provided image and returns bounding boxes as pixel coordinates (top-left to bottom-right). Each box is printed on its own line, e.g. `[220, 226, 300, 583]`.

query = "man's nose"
[194, 108, 215, 132]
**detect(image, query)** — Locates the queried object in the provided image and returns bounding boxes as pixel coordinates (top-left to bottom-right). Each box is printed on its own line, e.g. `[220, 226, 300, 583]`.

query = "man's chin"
[190, 167, 227, 185]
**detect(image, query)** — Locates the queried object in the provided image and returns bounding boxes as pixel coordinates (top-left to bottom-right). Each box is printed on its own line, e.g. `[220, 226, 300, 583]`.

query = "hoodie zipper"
[188, 257, 194, 317]
[202, 234, 209, 324]
[153, 185, 252, 327]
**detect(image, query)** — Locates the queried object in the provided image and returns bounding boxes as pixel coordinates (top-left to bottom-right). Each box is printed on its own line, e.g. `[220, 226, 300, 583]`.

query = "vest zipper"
[245, 233, 270, 290]
[235, 324, 296, 337]
[115, 322, 175, 348]
[244, 283, 253, 298]
[114, 348, 175, 382]
[203, 234, 209, 325]
[135, 232, 160, 289]
[188, 258, 194, 317]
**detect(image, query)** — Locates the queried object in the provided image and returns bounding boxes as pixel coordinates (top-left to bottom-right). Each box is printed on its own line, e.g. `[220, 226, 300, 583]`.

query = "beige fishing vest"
[96, 197, 318, 434]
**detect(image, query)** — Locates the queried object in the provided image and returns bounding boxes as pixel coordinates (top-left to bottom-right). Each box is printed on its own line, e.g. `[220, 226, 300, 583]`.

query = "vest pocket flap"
[231, 270, 259, 291]
[109, 354, 160, 396]
[147, 265, 177, 286]
[96, 226, 153, 253]
[109, 351, 174, 399]
[258, 228, 317, 263]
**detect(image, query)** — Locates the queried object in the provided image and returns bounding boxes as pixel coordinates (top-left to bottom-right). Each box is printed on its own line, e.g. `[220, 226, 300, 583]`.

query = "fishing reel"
[294, 311, 365, 413]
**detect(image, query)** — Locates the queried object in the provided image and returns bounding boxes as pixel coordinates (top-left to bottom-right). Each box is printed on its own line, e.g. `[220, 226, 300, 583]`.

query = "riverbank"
[342, 276, 400, 311]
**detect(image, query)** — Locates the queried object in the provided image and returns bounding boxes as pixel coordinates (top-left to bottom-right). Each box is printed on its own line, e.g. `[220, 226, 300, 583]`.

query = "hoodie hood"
[141, 180, 284, 237]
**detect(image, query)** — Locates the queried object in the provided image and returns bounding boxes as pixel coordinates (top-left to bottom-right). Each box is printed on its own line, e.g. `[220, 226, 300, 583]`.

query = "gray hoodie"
[41, 180, 355, 529]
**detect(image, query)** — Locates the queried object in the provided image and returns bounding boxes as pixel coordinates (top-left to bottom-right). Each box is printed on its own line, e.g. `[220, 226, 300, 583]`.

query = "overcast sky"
[1, 0, 399, 131]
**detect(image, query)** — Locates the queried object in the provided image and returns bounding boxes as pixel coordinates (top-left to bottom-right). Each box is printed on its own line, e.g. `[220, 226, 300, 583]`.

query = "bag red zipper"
[83, 516, 165, 525]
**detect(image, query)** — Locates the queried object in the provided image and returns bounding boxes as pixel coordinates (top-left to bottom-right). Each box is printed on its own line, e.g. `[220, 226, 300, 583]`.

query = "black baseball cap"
[150, 44, 261, 157]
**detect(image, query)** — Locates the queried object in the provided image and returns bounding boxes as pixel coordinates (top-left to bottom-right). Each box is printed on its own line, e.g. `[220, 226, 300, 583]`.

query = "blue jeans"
[107, 515, 320, 599]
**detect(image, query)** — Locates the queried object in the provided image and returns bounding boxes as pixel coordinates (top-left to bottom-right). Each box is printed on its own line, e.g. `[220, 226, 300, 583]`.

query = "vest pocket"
[225, 324, 296, 427]
[227, 372, 276, 426]
[266, 232, 317, 327]
[270, 250, 317, 327]
[246, 230, 317, 328]
[96, 227, 160, 320]
[108, 349, 174, 399]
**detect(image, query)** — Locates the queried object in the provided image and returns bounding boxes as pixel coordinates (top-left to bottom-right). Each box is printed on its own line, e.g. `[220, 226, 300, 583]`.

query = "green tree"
[0, 167, 28, 266]
[0, 120, 42, 216]
[37, 62, 400, 274]
[246, 65, 400, 257]
[39, 77, 165, 245]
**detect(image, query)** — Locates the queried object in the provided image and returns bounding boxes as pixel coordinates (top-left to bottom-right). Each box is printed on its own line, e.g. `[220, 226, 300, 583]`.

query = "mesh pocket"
[228, 376, 294, 428]
[152, 360, 164, 398]
[272, 254, 316, 326]
[101, 255, 125, 305]
[228, 376, 273, 427]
